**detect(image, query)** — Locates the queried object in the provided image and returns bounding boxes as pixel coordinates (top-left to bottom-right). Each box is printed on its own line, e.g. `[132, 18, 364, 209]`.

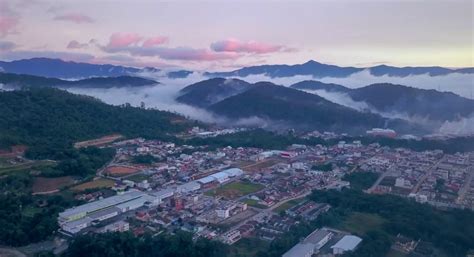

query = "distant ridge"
[205, 60, 473, 78]
[0, 72, 158, 88]
[0, 58, 192, 79]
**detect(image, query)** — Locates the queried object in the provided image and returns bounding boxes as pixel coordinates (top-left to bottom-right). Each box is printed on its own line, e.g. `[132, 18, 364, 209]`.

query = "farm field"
[71, 178, 115, 192]
[32, 176, 75, 194]
[206, 181, 264, 199]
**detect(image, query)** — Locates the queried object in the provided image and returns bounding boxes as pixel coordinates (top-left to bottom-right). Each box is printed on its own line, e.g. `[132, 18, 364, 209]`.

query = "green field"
[0, 160, 56, 175]
[206, 181, 264, 199]
[242, 199, 268, 209]
[273, 197, 307, 213]
[126, 173, 151, 183]
[338, 212, 386, 236]
[228, 238, 269, 257]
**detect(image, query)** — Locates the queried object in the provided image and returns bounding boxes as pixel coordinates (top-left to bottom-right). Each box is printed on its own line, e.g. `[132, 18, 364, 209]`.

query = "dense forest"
[65, 232, 227, 257]
[208, 82, 414, 134]
[0, 88, 190, 160]
[0, 174, 81, 246]
[311, 189, 474, 257]
[40, 147, 116, 177]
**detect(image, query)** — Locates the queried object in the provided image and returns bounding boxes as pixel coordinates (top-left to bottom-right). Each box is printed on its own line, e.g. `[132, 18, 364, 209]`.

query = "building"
[176, 181, 201, 193]
[331, 235, 362, 255]
[58, 190, 145, 223]
[366, 128, 397, 138]
[282, 243, 315, 257]
[58, 189, 173, 235]
[304, 228, 333, 250]
[98, 221, 130, 233]
[221, 230, 241, 244]
[282, 228, 333, 257]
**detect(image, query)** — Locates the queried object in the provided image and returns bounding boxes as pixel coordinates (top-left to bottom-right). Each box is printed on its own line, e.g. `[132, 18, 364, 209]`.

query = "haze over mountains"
[290, 80, 474, 123]
[0, 72, 158, 89]
[1, 57, 473, 135]
[176, 78, 473, 134]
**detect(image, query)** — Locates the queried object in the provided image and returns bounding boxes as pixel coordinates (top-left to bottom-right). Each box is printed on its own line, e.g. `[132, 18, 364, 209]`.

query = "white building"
[282, 228, 333, 257]
[221, 230, 241, 244]
[98, 221, 130, 233]
[176, 181, 201, 193]
[331, 235, 362, 255]
[282, 243, 314, 257]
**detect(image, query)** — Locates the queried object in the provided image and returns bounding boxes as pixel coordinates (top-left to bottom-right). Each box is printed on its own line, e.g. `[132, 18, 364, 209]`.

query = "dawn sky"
[0, 0, 472, 70]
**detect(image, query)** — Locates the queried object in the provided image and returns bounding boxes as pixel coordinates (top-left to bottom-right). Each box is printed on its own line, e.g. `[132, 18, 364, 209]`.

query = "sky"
[0, 0, 472, 70]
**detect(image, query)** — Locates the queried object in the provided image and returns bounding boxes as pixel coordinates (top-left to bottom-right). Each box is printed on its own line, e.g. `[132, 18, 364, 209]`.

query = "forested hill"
[0, 72, 158, 88]
[0, 88, 190, 159]
[208, 82, 420, 134]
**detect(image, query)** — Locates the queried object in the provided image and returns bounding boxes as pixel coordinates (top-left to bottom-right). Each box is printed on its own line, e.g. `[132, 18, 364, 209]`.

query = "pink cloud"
[66, 40, 88, 49]
[210, 39, 283, 54]
[54, 13, 94, 23]
[142, 36, 169, 47]
[106, 32, 142, 48]
[155, 47, 239, 61]
[0, 16, 19, 37]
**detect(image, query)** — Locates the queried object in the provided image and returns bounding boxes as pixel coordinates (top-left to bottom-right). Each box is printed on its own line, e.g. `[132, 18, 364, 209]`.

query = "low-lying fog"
[61, 69, 474, 135]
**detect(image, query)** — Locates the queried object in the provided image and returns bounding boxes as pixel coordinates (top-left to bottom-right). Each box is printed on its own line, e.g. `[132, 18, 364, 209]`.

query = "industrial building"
[282, 228, 333, 257]
[58, 190, 145, 223]
[58, 189, 174, 235]
[196, 168, 244, 185]
[331, 235, 362, 255]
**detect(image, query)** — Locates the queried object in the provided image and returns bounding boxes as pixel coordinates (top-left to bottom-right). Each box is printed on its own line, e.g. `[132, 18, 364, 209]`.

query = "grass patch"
[0, 160, 56, 175]
[206, 181, 264, 199]
[242, 199, 268, 209]
[71, 178, 115, 192]
[338, 212, 386, 236]
[22, 206, 42, 217]
[126, 174, 150, 183]
[273, 197, 307, 213]
[228, 237, 269, 257]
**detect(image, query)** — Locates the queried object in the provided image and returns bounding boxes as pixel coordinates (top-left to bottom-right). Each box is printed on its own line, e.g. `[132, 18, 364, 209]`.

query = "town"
[54, 128, 474, 257]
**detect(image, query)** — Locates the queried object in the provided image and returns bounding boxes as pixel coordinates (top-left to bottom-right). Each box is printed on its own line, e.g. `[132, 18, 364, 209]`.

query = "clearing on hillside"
[71, 178, 115, 192]
[32, 176, 75, 194]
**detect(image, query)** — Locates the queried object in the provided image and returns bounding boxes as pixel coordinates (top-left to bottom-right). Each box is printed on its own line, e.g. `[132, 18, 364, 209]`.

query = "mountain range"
[1, 58, 472, 81]
[0, 72, 158, 89]
[205, 60, 474, 78]
[0, 58, 192, 79]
